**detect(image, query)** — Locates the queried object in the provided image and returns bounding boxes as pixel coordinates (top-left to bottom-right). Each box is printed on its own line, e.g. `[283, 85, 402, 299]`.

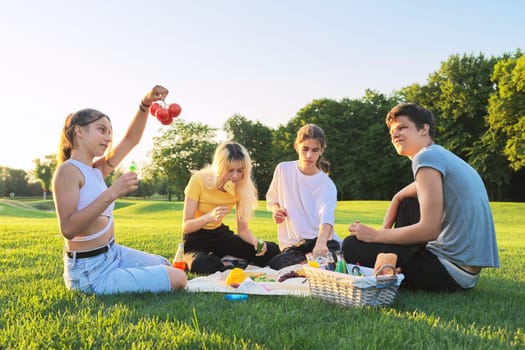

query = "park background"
[1, 1, 524, 203]
[1, 3, 524, 347]
[2, 49, 524, 202]
[1, 199, 524, 348]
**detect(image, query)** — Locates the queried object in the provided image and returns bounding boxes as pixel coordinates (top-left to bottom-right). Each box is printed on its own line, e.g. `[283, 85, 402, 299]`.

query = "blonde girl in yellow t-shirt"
[182, 141, 280, 274]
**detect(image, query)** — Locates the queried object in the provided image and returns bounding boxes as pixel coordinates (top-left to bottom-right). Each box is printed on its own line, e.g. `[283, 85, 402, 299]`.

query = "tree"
[148, 119, 217, 201]
[32, 154, 57, 199]
[397, 53, 518, 200]
[279, 92, 409, 200]
[129, 179, 155, 198]
[402, 53, 498, 161]
[104, 166, 124, 188]
[487, 52, 525, 171]
[0, 166, 40, 197]
[223, 114, 275, 198]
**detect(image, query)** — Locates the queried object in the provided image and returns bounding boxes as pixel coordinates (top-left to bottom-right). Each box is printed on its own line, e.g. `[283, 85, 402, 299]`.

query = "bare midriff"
[65, 216, 115, 252]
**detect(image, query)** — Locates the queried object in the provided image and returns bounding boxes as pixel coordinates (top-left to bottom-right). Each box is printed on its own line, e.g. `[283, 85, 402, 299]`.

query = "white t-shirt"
[266, 160, 340, 250]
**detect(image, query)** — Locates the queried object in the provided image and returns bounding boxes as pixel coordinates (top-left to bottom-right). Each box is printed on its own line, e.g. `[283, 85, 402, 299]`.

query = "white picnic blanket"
[185, 264, 311, 296]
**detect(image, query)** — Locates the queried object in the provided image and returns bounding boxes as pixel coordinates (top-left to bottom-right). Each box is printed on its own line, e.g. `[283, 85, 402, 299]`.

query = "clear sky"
[1, 0, 523, 171]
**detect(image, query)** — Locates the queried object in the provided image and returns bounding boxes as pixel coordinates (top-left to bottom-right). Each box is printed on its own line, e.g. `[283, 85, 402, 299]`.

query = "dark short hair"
[386, 103, 435, 139]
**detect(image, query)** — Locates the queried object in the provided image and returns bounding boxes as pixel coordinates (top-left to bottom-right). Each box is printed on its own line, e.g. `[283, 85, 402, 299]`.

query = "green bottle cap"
[129, 161, 137, 172]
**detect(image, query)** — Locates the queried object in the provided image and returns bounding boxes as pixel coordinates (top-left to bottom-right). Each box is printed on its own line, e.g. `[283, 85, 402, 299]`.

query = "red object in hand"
[160, 115, 173, 125]
[150, 102, 160, 116]
[156, 108, 171, 123]
[168, 103, 182, 118]
[150, 100, 180, 125]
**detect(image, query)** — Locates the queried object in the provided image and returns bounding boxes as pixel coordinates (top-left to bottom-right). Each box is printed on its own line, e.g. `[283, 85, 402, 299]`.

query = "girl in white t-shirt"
[266, 124, 341, 270]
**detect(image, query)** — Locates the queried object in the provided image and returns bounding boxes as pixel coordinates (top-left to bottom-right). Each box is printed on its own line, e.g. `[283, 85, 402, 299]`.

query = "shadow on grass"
[31, 274, 521, 349]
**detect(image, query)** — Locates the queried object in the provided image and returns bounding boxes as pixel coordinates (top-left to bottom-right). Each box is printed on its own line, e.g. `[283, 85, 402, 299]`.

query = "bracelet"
[140, 100, 151, 107]
[139, 104, 147, 112]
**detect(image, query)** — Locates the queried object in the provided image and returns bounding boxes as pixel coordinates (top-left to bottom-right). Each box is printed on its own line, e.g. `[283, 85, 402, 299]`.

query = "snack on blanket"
[373, 253, 398, 275]
[253, 275, 275, 282]
[226, 268, 247, 286]
[278, 269, 306, 282]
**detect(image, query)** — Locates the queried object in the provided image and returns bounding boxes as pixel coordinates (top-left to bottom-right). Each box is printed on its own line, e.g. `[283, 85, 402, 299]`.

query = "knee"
[265, 241, 281, 258]
[188, 252, 224, 274]
[396, 198, 420, 227]
[166, 267, 187, 290]
[342, 235, 358, 251]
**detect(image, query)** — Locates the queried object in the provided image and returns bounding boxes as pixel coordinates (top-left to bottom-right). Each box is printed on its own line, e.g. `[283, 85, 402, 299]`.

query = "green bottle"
[335, 251, 348, 274]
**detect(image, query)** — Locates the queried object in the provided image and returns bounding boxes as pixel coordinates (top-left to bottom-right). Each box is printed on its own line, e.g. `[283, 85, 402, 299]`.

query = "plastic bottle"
[306, 253, 320, 268]
[326, 252, 336, 271]
[351, 262, 363, 276]
[172, 242, 186, 271]
[335, 251, 348, 274]
[224, 294, 249, 301]
[256, 239, 265, 253]
[316, 255, 327, 270]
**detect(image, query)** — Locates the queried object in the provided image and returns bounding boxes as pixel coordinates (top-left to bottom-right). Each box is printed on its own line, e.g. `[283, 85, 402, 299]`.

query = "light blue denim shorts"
[64, 241, 171, 295]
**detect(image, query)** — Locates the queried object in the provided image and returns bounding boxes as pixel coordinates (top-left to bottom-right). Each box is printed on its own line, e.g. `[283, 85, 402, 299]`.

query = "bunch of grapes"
[278, 271, 302, 282]
[150, 101, 181, 125]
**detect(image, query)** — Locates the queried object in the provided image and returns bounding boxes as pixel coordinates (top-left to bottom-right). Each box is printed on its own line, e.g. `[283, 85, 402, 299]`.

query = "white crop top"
[67, 159, 114, 242]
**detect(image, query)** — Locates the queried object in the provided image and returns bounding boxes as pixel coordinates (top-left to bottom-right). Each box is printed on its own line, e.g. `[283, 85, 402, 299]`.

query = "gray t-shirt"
[413, 144, 499, 268]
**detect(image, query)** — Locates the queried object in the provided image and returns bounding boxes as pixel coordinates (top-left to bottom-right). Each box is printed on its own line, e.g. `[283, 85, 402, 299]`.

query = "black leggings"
[342, 198, 462, 292]
[267, 238, 341, 270]
[183, 224, 280, 274]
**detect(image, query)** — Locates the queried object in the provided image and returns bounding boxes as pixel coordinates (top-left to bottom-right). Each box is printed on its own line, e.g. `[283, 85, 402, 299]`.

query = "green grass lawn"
[0, 199, 523, 349]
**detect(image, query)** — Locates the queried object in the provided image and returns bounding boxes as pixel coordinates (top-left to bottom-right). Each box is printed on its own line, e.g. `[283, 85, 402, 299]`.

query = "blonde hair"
[201, 141, 257, 221]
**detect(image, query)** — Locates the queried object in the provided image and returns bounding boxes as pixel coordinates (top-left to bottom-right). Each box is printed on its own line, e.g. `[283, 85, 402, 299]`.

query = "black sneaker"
[268, 250, 306, 270]
[222, 259, 248, 270]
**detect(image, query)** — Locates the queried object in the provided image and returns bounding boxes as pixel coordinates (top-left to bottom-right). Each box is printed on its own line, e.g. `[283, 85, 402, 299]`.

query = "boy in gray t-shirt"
[342, 103, 499, 291]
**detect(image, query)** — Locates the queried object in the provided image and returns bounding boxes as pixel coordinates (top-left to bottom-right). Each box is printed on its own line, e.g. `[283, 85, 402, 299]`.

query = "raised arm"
[95, 85, 169, 177]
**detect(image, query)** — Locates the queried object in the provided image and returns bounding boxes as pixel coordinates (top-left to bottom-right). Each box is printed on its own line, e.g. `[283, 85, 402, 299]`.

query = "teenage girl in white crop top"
[52, 85, 186, 295]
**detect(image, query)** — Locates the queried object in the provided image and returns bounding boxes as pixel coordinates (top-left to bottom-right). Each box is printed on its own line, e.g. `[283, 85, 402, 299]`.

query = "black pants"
[183, 224, 280, 274]
[267, 238, 341, 270]
[342, 198, 462, 292]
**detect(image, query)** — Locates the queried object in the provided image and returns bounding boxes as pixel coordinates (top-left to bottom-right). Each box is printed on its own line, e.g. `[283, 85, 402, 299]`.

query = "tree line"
[2, 51, 524, 202]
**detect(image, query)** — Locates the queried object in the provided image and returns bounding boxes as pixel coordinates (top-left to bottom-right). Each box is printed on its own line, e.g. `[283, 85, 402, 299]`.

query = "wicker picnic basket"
[304, 264, 403, 307]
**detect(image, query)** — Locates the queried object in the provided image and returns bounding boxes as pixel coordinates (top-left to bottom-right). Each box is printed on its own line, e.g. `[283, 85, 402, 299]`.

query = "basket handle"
[374, 264, 398, 288]
[374, 264, 397, 277]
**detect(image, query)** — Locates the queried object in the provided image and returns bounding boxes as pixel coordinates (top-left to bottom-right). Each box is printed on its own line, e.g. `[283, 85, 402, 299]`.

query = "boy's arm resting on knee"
[379, 171, 443, 244]
[382, 182, 417, 228]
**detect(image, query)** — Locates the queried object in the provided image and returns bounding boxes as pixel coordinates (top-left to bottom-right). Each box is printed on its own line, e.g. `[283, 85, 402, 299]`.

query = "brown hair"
[294, 124, 330, 174]
[57, 108, 110, 165]
[386, 103, 436, 140]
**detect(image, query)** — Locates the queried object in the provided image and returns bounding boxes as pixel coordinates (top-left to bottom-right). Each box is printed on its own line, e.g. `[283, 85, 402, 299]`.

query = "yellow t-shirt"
[184, 172, 239, 230]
